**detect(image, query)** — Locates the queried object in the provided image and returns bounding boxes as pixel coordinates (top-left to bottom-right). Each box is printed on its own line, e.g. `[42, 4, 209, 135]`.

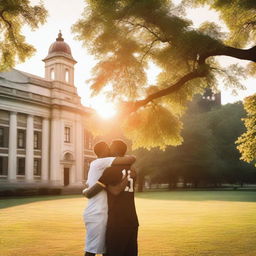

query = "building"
[0, 32, 95, 189]
[188, 88, 221, 114]
[198, 88, 221, 111]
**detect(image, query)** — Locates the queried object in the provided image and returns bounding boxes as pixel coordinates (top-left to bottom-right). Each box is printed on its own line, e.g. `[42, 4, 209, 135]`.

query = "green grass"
[1, 191, 256, 256]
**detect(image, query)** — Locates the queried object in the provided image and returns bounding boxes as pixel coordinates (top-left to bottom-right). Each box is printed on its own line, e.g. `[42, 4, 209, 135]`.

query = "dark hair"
[94, 141, 110, 158]
[110, 139, 127, 157]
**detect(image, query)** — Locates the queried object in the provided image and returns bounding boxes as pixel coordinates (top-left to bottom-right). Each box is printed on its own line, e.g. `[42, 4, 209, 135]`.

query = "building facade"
[0, 32, 95, 188]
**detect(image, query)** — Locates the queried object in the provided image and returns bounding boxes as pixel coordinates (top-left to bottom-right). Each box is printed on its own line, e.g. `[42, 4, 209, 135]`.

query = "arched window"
[50, 68, 55, 80]
[64, 152, 73, 161]
[65, 69, 69, 83]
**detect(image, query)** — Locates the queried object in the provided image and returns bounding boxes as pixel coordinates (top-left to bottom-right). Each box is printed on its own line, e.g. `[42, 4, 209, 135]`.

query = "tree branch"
[0, 10, 12, 28]
[125, 21, 169, 43]
[199, 45, 256, 64]
[140, 38, 158, 63]
[121, 69, 207, 114]
[120, 43, 256, 115]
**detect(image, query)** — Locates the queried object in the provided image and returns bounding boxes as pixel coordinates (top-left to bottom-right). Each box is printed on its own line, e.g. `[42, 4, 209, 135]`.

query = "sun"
[92, 96, 117, 119]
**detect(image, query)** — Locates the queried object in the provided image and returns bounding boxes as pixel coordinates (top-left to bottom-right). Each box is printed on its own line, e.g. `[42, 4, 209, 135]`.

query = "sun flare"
[92, 96, 117, 119]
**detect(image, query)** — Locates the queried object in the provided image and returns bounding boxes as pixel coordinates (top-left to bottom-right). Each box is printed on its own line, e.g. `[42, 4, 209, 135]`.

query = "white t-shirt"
[84, 157, 115, 221]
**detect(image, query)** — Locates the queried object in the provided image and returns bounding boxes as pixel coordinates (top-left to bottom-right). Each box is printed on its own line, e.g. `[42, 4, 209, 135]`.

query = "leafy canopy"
[0, 0, 48, 71]
[73, 0, 256, 150]
[236, 94, 256, 167]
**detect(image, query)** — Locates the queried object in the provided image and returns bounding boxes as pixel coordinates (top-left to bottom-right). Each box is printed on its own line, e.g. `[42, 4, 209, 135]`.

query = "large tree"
[236, 94, 256, 167]
[0, 0, 47, 71]
[73, 0, 256, 150]
[134, 102, 255, 190]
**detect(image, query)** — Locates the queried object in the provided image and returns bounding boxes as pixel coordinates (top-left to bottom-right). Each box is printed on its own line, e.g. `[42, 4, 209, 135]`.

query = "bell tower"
[43, 31, 77, 85]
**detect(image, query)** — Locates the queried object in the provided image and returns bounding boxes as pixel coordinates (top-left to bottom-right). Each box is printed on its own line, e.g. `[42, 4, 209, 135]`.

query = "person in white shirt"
[83, 141, 136, 256]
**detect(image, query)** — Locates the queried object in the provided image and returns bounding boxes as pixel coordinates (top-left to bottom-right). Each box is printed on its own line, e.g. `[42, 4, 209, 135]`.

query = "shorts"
[84, 216, 107, 254]
[106, 226, 138, 256]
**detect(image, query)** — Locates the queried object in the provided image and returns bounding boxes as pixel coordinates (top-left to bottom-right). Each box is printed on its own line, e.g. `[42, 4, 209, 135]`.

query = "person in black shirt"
[83, 140, 139, 256]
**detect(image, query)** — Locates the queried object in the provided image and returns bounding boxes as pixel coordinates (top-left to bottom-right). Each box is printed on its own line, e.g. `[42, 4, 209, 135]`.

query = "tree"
[0, 0, 47, 71]
[133, 104, 219, 190]
[207, 102, 255, 184]
[73, 0, 256, 149]
[133, 101, 255, 190]
[236, 94, 256, 167]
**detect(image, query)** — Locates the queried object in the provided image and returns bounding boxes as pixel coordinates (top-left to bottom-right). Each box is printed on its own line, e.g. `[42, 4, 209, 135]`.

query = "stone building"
[0, 32, 95, 188]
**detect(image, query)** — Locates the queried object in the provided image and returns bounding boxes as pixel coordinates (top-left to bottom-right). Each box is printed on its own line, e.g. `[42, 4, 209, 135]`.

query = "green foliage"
[123, 103, 183, 150]
[236, 94, 256, 166]
[0, 0, 47, 71]
[187, 0, 256, 47]
[248, 63, 256, 77]
[134, 102, 255, 186]
[73, 0, 255, 149]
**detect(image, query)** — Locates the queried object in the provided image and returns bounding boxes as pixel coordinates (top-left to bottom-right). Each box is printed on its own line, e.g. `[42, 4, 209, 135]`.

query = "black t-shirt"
[99, 164, 139, 228]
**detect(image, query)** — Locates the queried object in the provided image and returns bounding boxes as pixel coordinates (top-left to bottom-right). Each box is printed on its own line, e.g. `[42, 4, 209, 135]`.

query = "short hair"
[110, 139, 127, 157]
[94, 141, 109, 158]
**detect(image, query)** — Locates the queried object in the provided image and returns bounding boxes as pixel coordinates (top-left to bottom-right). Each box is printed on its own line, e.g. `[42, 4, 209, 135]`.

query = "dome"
[48, 31, 72, 55]
[43, 31, 76, 63]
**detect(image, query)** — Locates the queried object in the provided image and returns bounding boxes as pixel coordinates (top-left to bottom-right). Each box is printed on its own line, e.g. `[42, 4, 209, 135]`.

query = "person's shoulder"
[93, 157, 115, 166]
[106, 164, 131, 171]
[89, 158, 103, 169]
[90, 159, 98, 166]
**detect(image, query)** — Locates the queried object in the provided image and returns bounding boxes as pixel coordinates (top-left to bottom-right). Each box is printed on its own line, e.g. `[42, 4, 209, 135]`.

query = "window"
[0, 127, 8, 148]
[17, 129, 26, 149]
[17, 158, 25, 175]
[64, 153, 72, 161]
[84, 130, 93, 150]
[65, 69, 69, 83]
[64, 127, 71, 143]
[50, 68, 55, 80]
[33, 158, 41, 176]
[0, 128, 4, 147]
[34, 131, 41, 149]
[0, 156, 8, 175]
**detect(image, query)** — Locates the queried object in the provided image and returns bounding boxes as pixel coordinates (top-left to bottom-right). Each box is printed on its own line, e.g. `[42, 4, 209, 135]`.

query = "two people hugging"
[83, 139, 139, 256]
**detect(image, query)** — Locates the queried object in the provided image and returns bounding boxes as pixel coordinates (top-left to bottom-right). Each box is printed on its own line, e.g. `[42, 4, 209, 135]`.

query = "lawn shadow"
[0, 194, 82, 209]
[135, 190, 256, 203]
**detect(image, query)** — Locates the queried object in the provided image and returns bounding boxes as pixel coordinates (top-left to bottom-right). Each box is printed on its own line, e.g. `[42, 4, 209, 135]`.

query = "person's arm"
[107, 167, 136, 195]
[83, 158, 115, 198]
[82, 181, 106, 198]
[111, 155, 136, 166]
[83, 167, 130, 198]
[107, 175, 129, 196]
[82, 174, 129, 198]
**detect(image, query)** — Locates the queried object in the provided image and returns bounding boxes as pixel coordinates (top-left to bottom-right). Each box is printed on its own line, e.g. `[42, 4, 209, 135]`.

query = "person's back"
[83, 141, 116, 256]
[98, 164, 139, 228]
[85, 158, 115, 219]
[103, 140, 139, 256]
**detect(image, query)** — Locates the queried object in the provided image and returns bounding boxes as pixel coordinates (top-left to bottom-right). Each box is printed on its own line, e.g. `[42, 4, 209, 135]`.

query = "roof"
[43, 31, 77, 63]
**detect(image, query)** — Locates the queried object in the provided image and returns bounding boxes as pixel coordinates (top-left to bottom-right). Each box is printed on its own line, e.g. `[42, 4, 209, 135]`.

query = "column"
[8, 111, 17, 181]
[50, 116, 61, 184]
[41, 118, 49, 182]
[25, 115, 34, 181]
[75, 119, 83, 185]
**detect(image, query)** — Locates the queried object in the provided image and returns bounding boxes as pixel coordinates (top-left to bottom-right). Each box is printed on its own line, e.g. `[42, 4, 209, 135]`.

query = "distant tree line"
[134, 101, 256, 191]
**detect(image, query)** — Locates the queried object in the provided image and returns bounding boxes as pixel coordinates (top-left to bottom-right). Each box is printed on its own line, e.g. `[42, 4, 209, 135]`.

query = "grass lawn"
[1, 191, 256, 256]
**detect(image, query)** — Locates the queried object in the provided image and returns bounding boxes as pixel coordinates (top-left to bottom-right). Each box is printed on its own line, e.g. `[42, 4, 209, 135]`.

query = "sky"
[15, 0, 256, 111]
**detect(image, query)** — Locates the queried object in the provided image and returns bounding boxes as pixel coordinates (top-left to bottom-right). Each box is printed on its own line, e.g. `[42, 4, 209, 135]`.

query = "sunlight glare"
[92, 96, 117, 119]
